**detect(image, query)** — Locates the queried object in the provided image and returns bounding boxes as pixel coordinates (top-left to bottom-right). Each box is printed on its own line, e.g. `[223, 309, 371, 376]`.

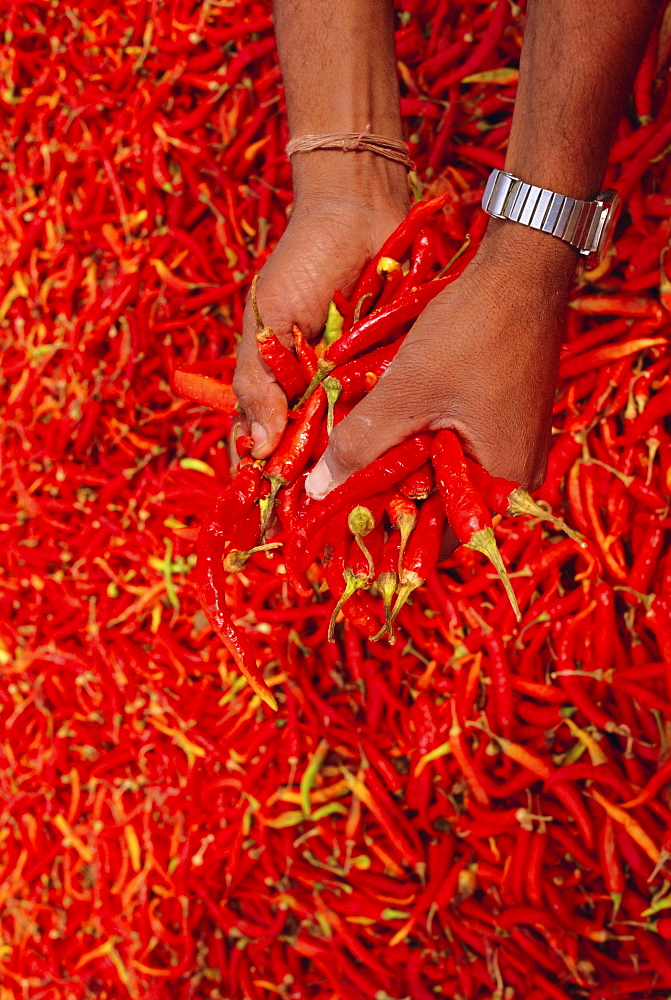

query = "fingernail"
[305, 458, 334, 500]
[251, 421, 268, 452]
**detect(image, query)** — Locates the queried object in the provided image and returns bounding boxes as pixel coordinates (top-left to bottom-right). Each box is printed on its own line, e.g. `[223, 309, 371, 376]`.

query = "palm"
[232, 197, 407, 457]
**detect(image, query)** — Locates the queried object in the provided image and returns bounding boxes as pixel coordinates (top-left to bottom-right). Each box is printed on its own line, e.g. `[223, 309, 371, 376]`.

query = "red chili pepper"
[287, 434, 432, 589]
[618, 113, 671, 202]
[384, 491, 417, 571]
[619, 381, 671, 447]
[598, 815, 624, 917]
[395, 226, 440, 297]
[559, 332, 667, 378]
[448, 702, 490, 807]
[431, 429, 520, 619]
[326, 518, 384, 642]
[385, 491, 444, 626]
[430, 0, 508, 94]
[580, 464, 627, 581]
[465, 456, 585, 546]
[480, 628, 514, 740]
[524, 827, 548, 908]
[196, 465, 277, 711]
[292, 324, 318, 378]
[259, 388, 326, 534]
[398, 462, 435, 499]
[325, 273, 456, 367]
[622, 755, 671, 810]
[321, 339, 402, 430]
[250, 276, 307, 399]
[348, 192, 451, 307]
[374, 531, 400, 643]
[173, 359, 238, 414]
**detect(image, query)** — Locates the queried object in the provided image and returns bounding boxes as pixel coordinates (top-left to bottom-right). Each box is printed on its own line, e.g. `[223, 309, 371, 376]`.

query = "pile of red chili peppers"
[1, 1, 671, 998]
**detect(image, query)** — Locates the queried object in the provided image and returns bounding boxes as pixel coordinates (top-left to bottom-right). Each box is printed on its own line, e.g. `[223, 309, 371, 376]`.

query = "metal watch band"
[482, 169, 604, 257]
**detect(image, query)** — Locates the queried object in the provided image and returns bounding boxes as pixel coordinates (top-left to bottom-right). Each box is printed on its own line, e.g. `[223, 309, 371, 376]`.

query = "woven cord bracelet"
[286, 132, 414, 170]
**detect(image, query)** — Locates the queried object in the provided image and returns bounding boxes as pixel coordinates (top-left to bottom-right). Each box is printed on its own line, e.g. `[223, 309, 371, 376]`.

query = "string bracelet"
[286, 132, 414, 170]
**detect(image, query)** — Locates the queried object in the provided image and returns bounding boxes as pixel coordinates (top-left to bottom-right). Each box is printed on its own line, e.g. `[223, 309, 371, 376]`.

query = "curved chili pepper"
[321, 340, 403, 429]
[196, 465, 277, 711]
[325, 274, 455, 366]
[622, 756, 671, 810]
[620, 381, 671, 448]
[292, 324, 317, 378]
[480, 628, 514, 740]
[552, 602, 619, 733]
[524, 827, 548, 908]
[591, 788, 662, 865]
[429, 0, 508, 94]
[256, 329, 307, 400]
[446, 702, 489, 808]
[394, 226, 440, 297]
[385, 491, 418, 574]
[598, 815, 624, 918]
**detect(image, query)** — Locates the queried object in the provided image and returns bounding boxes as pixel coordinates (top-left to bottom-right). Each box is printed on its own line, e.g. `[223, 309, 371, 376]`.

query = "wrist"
[477, 216, 579, 287]
[292, 148, 410, 213]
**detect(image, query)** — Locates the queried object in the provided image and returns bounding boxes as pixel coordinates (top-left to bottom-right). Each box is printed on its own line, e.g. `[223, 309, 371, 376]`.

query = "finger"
[233, 299, 289, 459]
[233, 368, 288, 460]
[304, 363, 423, 500]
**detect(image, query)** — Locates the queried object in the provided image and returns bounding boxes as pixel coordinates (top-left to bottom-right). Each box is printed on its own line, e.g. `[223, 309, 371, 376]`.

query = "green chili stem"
[468, 527, 521, 622]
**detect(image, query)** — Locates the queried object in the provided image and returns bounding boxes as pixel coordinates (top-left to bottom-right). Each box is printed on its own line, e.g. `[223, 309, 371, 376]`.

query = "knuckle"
[231, 370, 251, 401]
[327, 426, 361, 475]
[231, 378, 259, 418]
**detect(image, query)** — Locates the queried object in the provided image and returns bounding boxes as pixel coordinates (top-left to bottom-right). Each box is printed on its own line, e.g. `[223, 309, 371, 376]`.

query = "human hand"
[232, 156, 408, 459]
[305, 221, 577, 522]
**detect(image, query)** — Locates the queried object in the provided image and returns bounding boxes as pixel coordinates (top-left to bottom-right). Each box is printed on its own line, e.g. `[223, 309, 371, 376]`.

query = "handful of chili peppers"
[5, 0, 671, 994]
[187, 197, 584, 710]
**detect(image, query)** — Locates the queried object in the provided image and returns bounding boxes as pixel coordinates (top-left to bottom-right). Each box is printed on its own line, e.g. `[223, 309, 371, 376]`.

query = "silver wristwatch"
[482, 169, 621, 266]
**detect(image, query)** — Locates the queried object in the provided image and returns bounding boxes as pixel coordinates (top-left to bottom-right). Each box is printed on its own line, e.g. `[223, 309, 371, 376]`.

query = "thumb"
[305, 370, 421, 500]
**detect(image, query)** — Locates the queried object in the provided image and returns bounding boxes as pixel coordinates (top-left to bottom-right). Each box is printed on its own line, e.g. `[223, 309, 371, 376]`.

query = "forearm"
[508, 0, 659, 198]
[483, 0, 660, 270]
[273, 0, 407, 206]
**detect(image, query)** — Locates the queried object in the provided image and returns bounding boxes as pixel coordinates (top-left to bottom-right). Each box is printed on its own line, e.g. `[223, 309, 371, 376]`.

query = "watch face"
[591, 192, 621, 265]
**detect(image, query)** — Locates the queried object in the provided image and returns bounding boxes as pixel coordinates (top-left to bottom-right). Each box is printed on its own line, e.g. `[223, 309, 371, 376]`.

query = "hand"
[232, 156, 408, 459]
[305, 221, 577, 509]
